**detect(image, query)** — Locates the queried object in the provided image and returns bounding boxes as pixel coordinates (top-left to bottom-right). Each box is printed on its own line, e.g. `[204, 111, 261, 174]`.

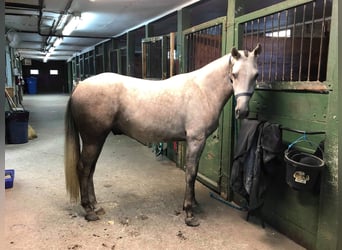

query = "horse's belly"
[117, 118, 186, 143]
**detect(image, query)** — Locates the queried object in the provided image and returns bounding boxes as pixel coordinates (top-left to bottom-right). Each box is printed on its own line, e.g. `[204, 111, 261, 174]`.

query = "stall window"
[30, 69, 39, 75]
[50, 70, 59, 75]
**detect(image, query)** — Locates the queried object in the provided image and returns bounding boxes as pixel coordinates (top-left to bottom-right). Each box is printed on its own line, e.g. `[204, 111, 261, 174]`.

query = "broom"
[5, 88, 37, 140]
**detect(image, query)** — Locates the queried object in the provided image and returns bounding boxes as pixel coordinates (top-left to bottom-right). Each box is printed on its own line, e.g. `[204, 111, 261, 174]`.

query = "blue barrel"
[26, 77, 37, 94]
[5, 111, 29, 144]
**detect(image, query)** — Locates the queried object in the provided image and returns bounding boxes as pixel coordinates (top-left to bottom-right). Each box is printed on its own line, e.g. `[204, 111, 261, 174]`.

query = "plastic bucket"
[26, 77, 37, 94]
[284, 145, 324, 191]
[5, 110, 29, 144]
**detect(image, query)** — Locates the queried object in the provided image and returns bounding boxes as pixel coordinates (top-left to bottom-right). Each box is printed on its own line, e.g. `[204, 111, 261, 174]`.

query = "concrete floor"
[5, 94, 305, 250]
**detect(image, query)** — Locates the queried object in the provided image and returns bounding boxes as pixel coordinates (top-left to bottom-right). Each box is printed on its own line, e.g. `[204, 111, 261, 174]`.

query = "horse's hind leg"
[183, 136, 206, 227]
[88, 163, 105, 216]
[78, 137, 106, 221]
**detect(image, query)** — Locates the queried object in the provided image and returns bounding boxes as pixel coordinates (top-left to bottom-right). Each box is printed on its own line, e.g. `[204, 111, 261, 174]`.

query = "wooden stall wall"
[231, 0, 337, 249]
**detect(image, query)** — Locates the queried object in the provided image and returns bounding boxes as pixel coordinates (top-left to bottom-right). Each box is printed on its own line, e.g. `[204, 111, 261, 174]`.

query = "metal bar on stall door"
[209, 27, 213, 62]
[282, 10, 289, 81]
[307, 2, 316, 81]
[192, 32, 197, 70]
[170, 32, 175, 77]
[209, 26, 213, 60]
[290, 7, 297, 81]
[187, 33, 191, 71]
[317, 0, 327, 81]
[188, 33, 192, 71]
[244, 22, 248, 51]
[268, 14, 274, 81]
[142, 42, 146, 79]
[257, 18, 260, 46]
[256, 18, 261, 81]
[251, 20, 254, 50]
[191, 33, 195, 71]
[215, 25, 219, 58]
[262, 16, 266, 82]
[213, 26, 217, 58]
[216, 25, 219, 57]
[220, 24, 223, 57]
[275, 12, 281, 80]
[204, 28, 209, 64]
[211, 26, 215, 58]
[298, 5, 306, 81]
[253, 18, 260, 47]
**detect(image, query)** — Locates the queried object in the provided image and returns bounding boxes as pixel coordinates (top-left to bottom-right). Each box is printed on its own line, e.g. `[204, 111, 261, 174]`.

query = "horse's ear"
[253, 43, 262, 57]
[231, 47, 240, 59]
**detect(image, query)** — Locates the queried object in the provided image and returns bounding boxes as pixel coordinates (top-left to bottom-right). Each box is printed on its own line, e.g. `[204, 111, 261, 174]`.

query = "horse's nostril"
[235, 109, 240, 119]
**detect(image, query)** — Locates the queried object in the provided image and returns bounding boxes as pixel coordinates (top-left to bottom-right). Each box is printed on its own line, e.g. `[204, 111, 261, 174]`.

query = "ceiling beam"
[5, 3, 40, 11]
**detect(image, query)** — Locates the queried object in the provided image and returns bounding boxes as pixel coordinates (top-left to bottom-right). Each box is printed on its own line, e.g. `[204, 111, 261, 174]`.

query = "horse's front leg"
[183, 136, 206, 227]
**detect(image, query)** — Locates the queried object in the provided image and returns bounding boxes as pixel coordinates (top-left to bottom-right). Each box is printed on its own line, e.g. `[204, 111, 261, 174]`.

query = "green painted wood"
[247, 90, 328, 249]
[337, 0, 342, 248]
[221, 0, 237, 199]
[175, 9, 191, 169]
[231, 0, 338, 249]
[315, 0, 339, 248]
[261, 171, 319, 249]
[182, 16, 227, 192]
[234, 0, 314, 24]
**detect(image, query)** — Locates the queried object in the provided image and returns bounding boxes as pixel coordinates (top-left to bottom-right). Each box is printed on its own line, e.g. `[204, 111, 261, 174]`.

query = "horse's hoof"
[95, 206, 105, 215]
[185, 216, 200, 227]
[85, 212, 100, 221]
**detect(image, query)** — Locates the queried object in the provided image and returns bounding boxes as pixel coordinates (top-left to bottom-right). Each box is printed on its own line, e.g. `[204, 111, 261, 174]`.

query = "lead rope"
[288, 132, 307, 150]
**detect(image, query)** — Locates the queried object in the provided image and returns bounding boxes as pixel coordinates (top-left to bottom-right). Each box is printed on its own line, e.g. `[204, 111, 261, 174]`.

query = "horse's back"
[68, 71, 214, 142]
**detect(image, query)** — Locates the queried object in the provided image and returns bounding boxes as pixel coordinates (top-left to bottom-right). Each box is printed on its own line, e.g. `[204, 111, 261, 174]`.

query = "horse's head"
[229, 43, 261, 119]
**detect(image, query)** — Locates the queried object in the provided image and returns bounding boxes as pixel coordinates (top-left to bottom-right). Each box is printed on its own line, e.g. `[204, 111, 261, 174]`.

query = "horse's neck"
[196, 54, 233, 110]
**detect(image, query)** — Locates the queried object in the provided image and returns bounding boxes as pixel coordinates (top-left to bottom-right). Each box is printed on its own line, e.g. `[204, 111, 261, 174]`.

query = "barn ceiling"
[5, 0, 200, 61]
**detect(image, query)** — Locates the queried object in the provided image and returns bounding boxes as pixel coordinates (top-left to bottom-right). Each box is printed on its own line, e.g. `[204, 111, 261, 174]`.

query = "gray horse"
[65, 44, 261, 226]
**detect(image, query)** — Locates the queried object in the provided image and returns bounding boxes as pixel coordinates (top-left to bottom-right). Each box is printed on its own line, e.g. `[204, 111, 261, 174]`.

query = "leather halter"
[234, 92, 253, 99]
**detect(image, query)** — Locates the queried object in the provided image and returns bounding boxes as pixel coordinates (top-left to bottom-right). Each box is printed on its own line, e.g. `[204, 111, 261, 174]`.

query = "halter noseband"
[234, 92, 253, 99]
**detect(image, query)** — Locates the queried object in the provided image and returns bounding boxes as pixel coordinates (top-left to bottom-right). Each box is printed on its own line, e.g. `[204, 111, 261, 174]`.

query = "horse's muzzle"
[235, 95, 250, 119]
[235, 108, 249, 119]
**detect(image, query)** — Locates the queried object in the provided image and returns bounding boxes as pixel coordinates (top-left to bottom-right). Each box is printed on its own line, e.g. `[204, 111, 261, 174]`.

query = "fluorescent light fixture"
[62, 15, 81, 36]
[53, 37, 63, 47]
[43, 52, 51, 63]
[48, 46, 55, 53]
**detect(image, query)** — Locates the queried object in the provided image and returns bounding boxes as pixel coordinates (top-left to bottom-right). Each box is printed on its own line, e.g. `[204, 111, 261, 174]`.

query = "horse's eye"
[232, 73, 238, 79]
[229, 73, 235, 83]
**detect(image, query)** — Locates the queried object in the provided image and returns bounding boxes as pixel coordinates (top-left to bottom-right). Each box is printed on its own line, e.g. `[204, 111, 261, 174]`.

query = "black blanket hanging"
[230, 119, 282, 211]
